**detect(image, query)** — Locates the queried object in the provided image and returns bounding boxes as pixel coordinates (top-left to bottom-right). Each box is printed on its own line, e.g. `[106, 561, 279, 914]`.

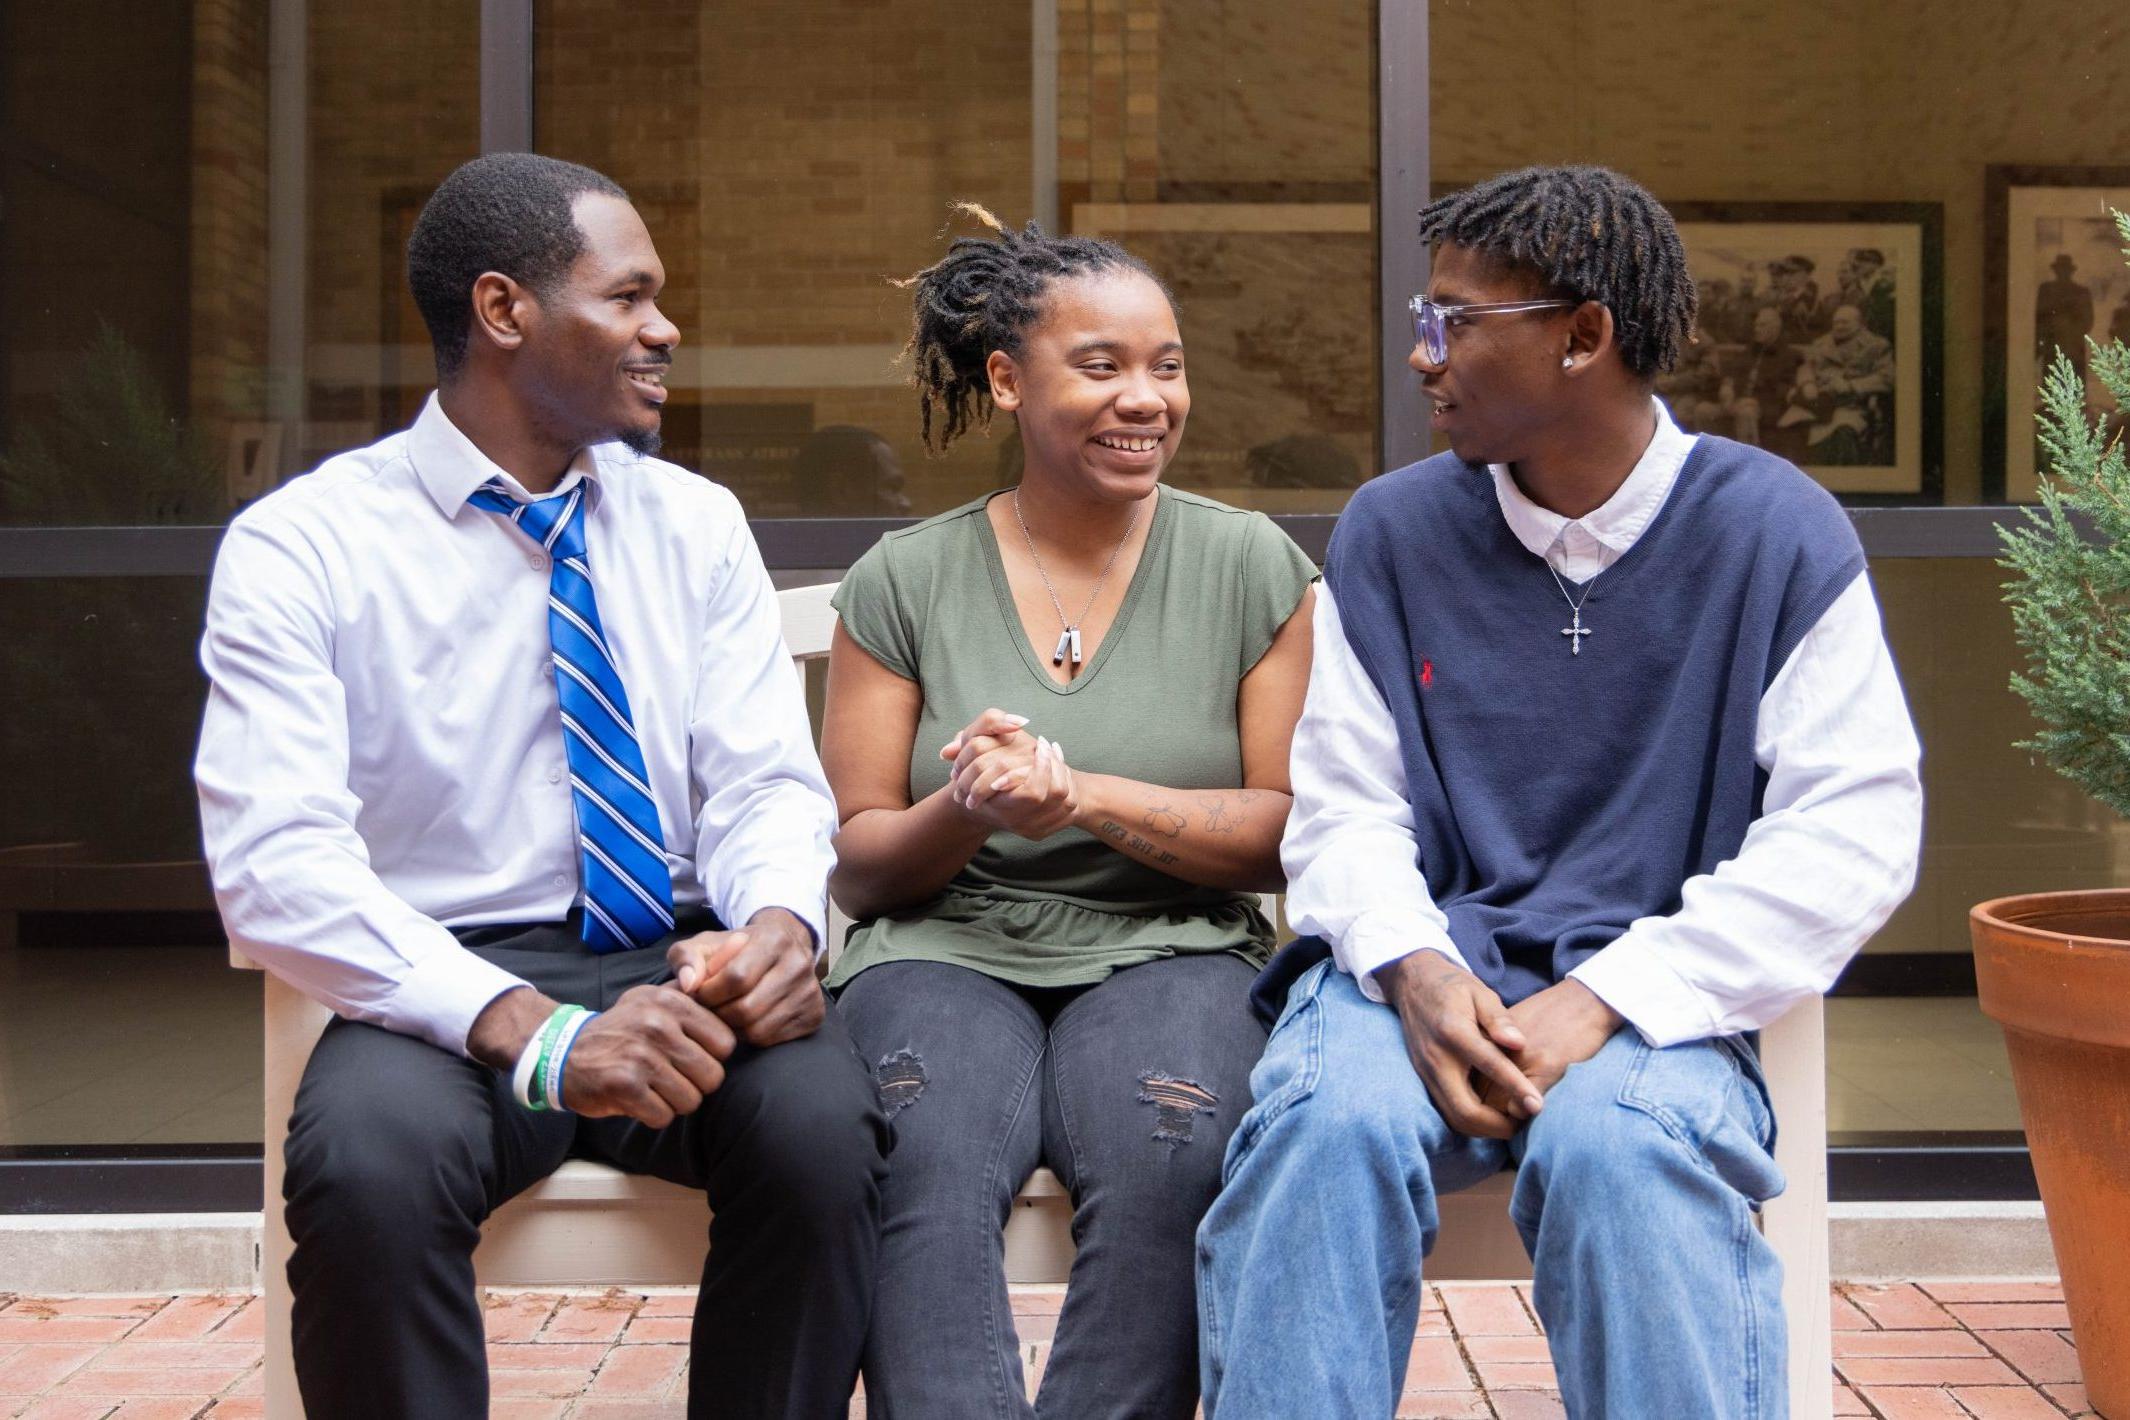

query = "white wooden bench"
[235, 580, 1831, 1419]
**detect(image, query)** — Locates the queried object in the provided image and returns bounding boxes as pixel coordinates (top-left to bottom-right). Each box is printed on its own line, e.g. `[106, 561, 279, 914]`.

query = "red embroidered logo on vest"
[1420, 659, 1435, 689]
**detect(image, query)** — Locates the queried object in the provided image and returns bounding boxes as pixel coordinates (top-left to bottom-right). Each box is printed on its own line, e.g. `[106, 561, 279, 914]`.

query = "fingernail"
[1524, 1095, 1544, 1113]
[1005, 714, 1030, 726]
[991, 774, 1012, 790]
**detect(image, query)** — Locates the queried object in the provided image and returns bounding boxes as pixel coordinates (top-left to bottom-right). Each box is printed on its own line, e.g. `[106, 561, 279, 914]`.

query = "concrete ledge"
[0, 1214, 259, 1293]
[0, 1204, 2058, 1295]
[1830, 1201, 2056, 1281]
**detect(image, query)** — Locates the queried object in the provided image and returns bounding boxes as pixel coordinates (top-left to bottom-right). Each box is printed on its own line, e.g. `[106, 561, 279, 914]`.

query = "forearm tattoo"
[1203, 787, 1266, 834]
[1098, 819, 1180, 867]
[1141, 804, 1187, 839]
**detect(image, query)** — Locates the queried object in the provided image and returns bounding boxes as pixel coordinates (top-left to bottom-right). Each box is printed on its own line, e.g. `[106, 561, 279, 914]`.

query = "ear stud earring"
[1562, 356, 1574, 369]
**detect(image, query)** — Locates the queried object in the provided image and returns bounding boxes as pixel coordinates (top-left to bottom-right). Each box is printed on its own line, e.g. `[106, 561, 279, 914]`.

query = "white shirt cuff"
[387, 947, 535, 1059]
[1568, 935, 1719, 1049]
[1336, 911, 1467, 1004]
[725, 878, 830, 957]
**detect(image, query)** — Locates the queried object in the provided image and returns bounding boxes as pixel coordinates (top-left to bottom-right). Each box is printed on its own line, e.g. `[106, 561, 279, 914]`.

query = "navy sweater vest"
[1255, 435, 1866, 1020]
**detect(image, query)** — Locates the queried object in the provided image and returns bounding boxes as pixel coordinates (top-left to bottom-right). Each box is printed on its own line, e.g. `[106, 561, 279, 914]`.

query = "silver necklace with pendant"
[1547, 562, 1597, 656]
[1013, 489, 1142, 668]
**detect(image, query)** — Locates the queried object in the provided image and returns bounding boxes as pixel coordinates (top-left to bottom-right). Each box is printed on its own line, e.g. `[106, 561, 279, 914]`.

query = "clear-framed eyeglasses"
[1408, 295, 1579, 365]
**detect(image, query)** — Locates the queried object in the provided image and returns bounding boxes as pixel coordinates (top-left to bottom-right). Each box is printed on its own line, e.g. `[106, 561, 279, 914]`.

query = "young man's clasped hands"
[1374, 950, 1624, 1140]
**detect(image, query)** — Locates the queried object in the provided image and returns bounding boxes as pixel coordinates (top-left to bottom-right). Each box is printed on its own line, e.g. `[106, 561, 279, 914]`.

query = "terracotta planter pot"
[1972, 889, 2130, 1417]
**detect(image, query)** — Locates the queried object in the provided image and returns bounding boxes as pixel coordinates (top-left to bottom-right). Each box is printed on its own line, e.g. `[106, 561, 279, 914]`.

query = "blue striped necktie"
[469, 479, 676, 952]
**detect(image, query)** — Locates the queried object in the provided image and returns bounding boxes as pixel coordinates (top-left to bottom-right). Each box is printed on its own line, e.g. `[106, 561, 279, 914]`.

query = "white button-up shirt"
[196, 395, 837, 1056]
[1282, 401, 1924, 1047]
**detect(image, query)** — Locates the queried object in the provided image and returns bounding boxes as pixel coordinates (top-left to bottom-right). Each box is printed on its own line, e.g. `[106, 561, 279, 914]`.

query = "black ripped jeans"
[835, 953, 1267, 1419]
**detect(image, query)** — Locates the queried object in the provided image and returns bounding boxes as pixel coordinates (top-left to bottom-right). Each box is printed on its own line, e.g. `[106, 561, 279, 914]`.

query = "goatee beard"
[619, 424, 663, 457]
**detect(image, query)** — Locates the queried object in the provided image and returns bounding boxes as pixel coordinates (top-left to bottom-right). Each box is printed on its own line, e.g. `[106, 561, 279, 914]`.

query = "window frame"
[0, 0, 2052, 1212]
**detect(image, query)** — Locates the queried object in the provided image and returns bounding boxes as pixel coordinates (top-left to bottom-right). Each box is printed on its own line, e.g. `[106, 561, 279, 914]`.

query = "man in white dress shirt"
[1195, 167, 1922, 1417]
[195, 154, 886, 1419]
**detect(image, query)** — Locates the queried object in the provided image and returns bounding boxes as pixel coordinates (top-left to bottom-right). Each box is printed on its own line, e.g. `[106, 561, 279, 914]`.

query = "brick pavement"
[0, 1280, 2092, 1417]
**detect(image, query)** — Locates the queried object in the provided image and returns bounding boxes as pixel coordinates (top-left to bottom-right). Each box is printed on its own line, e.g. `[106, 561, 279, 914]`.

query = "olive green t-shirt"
[826, 485, 1317, 990]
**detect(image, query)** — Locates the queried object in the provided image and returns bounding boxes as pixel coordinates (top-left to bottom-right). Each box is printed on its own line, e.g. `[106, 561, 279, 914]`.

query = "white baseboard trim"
[0, 1204, 2058, 1296]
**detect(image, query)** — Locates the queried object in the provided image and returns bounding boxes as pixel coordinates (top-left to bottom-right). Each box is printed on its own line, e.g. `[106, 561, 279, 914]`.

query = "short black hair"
[897, 203, 1169, 454]
[1417, 166, 1695, 379]
[406, 153, 628, 378]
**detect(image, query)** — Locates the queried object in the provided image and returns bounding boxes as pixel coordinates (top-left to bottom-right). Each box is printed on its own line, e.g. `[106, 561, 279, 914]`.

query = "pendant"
[1069, 626, 1083, 665]
[1052, 628, 1073, 666]
[1561, 608, 1593, 656]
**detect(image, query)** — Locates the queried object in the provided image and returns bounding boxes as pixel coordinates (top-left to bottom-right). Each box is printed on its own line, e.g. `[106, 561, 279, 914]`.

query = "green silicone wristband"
[526, 1007, 576, 1111]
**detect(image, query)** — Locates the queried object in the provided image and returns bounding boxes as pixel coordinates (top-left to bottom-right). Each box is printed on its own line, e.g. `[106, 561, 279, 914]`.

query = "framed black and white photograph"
[1985, 166, 2130, 503]
[1662, 202, 1943, 503]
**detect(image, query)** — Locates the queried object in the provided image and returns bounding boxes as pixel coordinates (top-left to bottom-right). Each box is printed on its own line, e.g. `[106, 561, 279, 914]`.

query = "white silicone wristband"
[510, 1023, 547, 1109]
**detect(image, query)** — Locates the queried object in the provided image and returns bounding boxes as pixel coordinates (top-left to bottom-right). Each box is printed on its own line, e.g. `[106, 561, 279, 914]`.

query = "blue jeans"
[1196, 962, 1786, 1419]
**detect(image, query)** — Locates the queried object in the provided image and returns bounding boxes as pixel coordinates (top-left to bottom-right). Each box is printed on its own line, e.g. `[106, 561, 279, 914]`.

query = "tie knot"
[469, 480, 588, 563]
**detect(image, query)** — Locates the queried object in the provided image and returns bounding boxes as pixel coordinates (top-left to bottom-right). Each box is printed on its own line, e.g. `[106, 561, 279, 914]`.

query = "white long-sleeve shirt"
[1282, 402, 1923, 1047]
[196, 395, 837, 1056]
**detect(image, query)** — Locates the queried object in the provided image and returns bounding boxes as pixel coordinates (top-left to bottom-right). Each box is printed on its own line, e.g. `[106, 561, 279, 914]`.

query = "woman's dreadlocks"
[897, 203, 1167, 454]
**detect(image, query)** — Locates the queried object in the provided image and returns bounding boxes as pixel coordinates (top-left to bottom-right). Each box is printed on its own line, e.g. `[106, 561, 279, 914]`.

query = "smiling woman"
[813, 207, 1318, 1417]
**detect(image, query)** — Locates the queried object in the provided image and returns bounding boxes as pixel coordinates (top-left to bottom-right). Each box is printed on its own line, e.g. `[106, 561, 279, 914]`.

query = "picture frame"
[1665, 202, 1944, 504]
[1984, 166, 2130, 503]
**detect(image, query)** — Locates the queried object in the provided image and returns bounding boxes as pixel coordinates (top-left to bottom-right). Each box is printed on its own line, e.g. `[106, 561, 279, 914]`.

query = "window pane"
[0, 575, 257, 1146]
[0, 1, 479, 529]
[533, 0, 1377, 518]
[1433, 0, 2121, 509]
[0, 5, 224, 527]
[300, 2, 481, 471]
[1091, 0, 1379, 512]
[0, 2, 480, 1148]
[1826, 556, 2114, 1141]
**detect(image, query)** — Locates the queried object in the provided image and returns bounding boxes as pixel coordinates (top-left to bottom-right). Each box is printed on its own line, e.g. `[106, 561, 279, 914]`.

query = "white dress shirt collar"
[1488, 398, 1697, 575]
[405, 391, 602, 516]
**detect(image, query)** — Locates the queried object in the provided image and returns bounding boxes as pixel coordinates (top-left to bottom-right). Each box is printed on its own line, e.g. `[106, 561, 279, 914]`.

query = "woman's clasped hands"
[939, 707, 1080, 840]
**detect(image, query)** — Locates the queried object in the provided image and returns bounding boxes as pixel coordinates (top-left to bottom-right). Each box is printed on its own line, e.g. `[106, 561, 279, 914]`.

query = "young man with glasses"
[1196, 165, 1922, 1418]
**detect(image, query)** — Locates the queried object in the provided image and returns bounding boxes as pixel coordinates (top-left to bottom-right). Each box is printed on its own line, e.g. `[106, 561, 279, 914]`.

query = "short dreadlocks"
[1417, 166, 1696, 379]
[897, 204, 1170, 454]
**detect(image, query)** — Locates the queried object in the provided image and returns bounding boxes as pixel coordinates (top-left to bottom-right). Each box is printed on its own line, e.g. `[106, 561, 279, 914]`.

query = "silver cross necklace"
[1012, 490, 1142, 669]
[1547, 562, 1596, 656]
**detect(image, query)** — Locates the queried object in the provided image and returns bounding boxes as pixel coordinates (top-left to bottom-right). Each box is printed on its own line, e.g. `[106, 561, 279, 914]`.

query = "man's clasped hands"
[488, 707, 1073, 1127]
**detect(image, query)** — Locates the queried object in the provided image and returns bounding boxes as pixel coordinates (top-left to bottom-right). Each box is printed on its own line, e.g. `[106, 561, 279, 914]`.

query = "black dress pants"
[282, 918, 889, 1420]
